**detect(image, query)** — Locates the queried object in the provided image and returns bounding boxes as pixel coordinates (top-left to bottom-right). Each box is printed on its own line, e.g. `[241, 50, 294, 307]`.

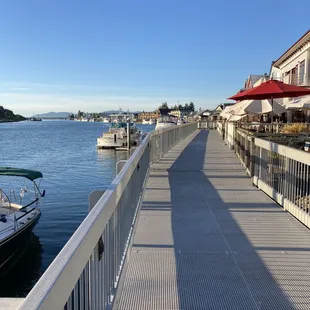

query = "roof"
[249, 75, 263, 85]
[215, 103, 234, 112]
[273, 30, 310, 68]
[269, 61, 276, 76]
[198, 109, 215, 116]
[0, 167, 43, 181]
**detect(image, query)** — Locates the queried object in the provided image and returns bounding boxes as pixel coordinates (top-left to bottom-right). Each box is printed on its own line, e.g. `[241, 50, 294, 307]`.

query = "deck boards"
[117, 130, 310, 310]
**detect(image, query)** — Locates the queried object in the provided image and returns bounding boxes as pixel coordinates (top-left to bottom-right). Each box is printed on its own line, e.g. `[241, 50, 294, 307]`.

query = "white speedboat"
[142, 119, 149, 125]
[155, 115, 177, 130]
[97, 113, 141, 149]
[149, 119, 156, 125]
[177, 118, 187, 125]
[103, 118, 110, 123]
[0, 167, 45, 275]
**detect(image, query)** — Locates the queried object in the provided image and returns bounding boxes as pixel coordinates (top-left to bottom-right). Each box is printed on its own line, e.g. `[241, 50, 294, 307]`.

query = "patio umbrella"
[227, 114, 246, 122]
[284, 95, 310, 109]
[227, 80, 310, 130]
[230, 99, 286, 116]
[219, 105, 238, 119]
[228, 89, 252, 101]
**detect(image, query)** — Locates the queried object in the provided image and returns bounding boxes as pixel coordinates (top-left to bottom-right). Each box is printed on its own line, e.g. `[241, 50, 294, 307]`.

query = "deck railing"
[19, 122, 197, 310]
[220, 124, 310, 229]
[197, 121, 216, 130]
[253, 138, 310, 228]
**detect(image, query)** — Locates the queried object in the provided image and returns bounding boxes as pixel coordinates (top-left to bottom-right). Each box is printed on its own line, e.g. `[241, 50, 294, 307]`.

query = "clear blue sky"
[0, 0, 309, 116]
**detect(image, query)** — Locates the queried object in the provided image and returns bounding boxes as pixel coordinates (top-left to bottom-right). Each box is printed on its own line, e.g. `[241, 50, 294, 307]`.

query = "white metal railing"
[19, 123, 197, 310]
[197, 121, 216, 130]
[217, 121, 223, 137]
[253, 138, 310, 228]
[219, 126, 310, 229]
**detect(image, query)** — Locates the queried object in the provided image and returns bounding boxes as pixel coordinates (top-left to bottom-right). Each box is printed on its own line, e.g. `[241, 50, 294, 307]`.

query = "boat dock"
[18, 123, 310, 309]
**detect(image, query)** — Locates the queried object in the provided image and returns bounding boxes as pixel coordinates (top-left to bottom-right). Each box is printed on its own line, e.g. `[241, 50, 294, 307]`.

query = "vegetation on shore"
[0, 106, 26, 123]
[159, 102, 195, 111]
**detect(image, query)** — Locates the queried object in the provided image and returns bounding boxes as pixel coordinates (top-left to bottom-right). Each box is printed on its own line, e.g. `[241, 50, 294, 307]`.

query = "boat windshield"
[157, 115, 176, 123]
[111, 122, 134, 128]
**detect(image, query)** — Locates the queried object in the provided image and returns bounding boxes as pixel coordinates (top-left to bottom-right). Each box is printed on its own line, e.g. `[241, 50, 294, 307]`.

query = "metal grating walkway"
[117, 130, 310, 310]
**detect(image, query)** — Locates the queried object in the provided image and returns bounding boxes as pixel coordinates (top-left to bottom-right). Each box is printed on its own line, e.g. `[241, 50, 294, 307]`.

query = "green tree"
[178, 104, 183, 110]
[189, 102, 195, 111]
[184, 103, 189, 109]
[159, 102, 168, 109]
[77, 110, 84, 119]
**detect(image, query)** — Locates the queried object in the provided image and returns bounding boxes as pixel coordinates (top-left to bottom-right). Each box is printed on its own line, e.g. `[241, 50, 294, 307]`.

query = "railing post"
[250, 137, 255, 179]
[116, 160, 128, 175]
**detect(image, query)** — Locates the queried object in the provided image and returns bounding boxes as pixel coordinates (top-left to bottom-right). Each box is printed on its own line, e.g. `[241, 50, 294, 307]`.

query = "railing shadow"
[168, 130, 303, 309]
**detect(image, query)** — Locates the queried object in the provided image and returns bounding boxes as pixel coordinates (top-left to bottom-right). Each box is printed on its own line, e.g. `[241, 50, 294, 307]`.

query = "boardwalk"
[118, 130, 310, 310]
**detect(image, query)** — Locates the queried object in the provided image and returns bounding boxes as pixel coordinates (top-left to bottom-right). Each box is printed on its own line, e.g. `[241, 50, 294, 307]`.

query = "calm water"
[0, 120, 155, 296]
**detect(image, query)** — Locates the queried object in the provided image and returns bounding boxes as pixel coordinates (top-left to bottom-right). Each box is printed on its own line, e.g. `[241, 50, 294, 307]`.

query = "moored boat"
[0, 167, 45, 275]
[155, 115, 177, 130]
[97, 113, 142, 149]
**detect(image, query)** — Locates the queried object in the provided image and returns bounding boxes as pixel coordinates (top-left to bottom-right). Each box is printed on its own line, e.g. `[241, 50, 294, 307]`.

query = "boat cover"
[0, 167, 43, 181]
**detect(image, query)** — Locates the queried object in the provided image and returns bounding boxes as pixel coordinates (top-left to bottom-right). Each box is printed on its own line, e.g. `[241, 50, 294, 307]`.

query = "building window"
[299, 60, 305, 84]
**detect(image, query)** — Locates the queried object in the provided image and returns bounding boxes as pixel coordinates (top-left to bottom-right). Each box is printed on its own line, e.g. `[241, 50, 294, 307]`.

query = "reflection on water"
[96, 148, 129, 164]
[0, 233, 42, 297]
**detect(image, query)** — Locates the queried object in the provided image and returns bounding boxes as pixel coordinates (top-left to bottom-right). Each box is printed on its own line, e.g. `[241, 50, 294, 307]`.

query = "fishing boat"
[155, 114, 177, 130]
[0, 167, 45, 275]
[97, 113, 142, 149]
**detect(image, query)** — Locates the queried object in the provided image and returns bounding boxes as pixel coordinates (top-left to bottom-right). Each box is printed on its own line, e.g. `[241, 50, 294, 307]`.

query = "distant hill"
[34, 112, 73, 118]
[0, 106, 26, 122]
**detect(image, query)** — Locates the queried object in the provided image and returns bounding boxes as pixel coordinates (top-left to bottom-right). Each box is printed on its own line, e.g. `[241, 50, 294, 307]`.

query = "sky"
[0, 0, 309, 116]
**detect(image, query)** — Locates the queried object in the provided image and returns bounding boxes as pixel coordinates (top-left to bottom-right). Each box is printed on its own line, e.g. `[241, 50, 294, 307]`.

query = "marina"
[0, 120, 155, 297]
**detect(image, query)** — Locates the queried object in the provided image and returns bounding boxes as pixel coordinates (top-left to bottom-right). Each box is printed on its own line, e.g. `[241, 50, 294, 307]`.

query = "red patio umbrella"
[227, 80, 310, 131]
[228, 88, 252, 101]
[228, 80, 310, 101]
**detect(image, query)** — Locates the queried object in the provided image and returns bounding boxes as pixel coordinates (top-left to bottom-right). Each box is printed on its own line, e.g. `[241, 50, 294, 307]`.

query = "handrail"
[19, 122, 198, 310]
[19, 134, 151, 310]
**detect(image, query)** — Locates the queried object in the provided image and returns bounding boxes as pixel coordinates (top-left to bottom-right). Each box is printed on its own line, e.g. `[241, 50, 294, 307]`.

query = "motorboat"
[149, 119, 156, 125]
[0, 167, 45, 275]
[177, 118, 187, 125]
[102, 118, 110, 123]
[97, 113, 142, 149]
[155, 115, 177, 130]
[142, 119, 149, 125]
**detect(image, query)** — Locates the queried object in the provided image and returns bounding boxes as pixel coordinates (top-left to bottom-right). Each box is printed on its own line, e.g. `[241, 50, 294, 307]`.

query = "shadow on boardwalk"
[119, 130, 310, 310]
[167, 130, 305, 309]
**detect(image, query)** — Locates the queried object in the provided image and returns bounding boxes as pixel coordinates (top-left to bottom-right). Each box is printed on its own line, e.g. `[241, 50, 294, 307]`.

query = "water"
[0, 120, 155, 296]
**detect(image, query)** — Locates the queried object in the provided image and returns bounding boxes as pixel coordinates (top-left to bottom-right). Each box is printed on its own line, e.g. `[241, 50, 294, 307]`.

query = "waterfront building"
[270, 30, 310, 122]
[244, 74, 268, 88]
[137, 110, 160, 121]
[169, 108, 193, 119]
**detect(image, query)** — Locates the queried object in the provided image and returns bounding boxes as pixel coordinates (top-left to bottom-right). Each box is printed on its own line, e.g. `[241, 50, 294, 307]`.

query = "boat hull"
[96, 136, 138, 149]
[0, 211, 41, 277]
[155, 122, 177, 130]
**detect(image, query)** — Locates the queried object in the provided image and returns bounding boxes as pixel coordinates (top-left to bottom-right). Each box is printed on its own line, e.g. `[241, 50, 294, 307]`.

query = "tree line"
[69, 111, 105, 120]
[159, 102, 195, 111]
